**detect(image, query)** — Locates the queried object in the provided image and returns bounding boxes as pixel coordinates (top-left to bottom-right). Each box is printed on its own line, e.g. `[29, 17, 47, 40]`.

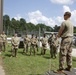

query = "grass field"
[1, 44, 76, 75]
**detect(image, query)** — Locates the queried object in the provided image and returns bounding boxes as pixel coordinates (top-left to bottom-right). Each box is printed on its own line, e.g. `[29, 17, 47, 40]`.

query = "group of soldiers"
[10, 33, 60, 57]
[0, 31, 60, 58]
[0, 12, 73, 72]
[23, 33, 59, 58]
[23, 34, 38, 56]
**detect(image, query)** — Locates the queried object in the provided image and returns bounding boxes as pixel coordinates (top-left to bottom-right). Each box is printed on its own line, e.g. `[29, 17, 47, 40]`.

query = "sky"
[4, 0, 76, 27]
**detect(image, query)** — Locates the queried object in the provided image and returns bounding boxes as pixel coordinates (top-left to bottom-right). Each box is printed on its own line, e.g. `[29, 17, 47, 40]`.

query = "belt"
[62, 36, 72, 39]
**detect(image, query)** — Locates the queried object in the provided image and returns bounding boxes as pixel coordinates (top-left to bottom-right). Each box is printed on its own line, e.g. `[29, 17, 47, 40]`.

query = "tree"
[3, 15, 10, 34]
[11, 18, 20, 33]
[20, 18, 26, 30]
[53, 25, 60, 32]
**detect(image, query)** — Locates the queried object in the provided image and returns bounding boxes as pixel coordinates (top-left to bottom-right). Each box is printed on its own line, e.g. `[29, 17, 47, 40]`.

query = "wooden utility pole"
[0, 0, 3, 34]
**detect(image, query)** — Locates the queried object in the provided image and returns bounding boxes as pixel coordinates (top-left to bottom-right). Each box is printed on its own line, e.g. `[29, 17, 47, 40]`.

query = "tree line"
[3, 14, 76, 36]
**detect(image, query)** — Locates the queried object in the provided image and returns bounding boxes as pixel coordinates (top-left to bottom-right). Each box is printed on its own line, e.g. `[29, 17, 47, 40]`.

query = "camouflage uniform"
[11, 34, 20, 57]
[48, 34, 55, 58]
[30, 36, 37, 55]
[59, 18, 73, 70]
[41, 36, 48, 55]
[52, 38, 60, 58]
[35, 36, 38, 52]
[23, 35, 30, 53]
[1, 33, 7, 52]
[0, 35, 3, 52]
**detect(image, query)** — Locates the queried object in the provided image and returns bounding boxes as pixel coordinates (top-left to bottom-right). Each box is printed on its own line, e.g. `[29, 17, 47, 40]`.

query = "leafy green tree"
[3, 15, 10, 34]
[20, 18, 26, 30]
[11, 18, 20, 33]
[53, 25, 60, 32]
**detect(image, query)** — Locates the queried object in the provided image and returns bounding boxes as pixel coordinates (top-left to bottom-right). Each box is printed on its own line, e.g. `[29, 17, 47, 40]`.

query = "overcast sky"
[4, 0, 76, 27]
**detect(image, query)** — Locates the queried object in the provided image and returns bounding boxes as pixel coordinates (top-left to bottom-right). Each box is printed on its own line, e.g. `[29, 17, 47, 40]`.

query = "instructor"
[57, 11, 73, 71]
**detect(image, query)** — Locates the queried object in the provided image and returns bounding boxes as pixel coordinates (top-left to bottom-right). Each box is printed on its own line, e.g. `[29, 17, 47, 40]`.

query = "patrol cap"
[64, 11, 71, 17]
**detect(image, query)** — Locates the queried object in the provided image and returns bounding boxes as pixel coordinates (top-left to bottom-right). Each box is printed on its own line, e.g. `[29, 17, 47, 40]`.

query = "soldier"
[52, 37, 60, 58]
[56, 12, 73, 72]
[23, 34, 30, 54]
[11, 34, 20, 57]
[1, 31, 7, 52]
[30, 34, 37, 55]
[35, 35, 38, 52]
[41, 34, 48, 55]
[0, 34, 3, 53]
[48, 33, 55, 58]
[54, 37, 60, 57]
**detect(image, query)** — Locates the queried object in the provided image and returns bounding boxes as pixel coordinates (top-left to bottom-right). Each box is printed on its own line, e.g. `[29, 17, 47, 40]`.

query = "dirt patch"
[0, 56, 2, 65]
[0, 56, 5, 75]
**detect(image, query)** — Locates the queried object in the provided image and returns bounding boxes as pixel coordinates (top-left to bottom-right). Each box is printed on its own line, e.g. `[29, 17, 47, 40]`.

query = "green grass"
[1, 44, 76, 75]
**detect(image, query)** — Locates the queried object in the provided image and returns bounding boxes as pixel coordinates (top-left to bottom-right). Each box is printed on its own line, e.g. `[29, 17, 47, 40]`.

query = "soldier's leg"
[30, 44, 32, 55]
[36, 44, 38, 52]
[26, 44, 28, 53]
[23, 44, 26, 53]
[41, 45, 44, 55]
[44, 49, 46, 55]
[3, 42, 6, 52]
[54, 46, 57, 58]
[55, 46, 58, 56]
[33, 45, 36, 55]
[12, 46, 15, 57]
[0, 44, 1, 52]
[15, 48, 18, 57]
[50, 46, 53, 58]
[0, 43, 2, 52]
[59, 40, 67, 70]
[66, 42, 72, 71]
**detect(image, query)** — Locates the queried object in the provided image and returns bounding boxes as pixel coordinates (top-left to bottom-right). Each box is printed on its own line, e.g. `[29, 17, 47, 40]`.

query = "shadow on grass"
[18, 51, 23, 54]
[37, 53, 41, 56]
[5, 54, 11, 57]
[73, 59, 76, 62]
[18, 51, 31, 56]
[29, 74, 44, 75]
[8, 50, 12, 52]
[43, 56, 51, 59]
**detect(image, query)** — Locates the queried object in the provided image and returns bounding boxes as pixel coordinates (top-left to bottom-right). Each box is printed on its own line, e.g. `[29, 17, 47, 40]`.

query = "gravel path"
[0, 53, 5, 75]
[0, 65, 5, 75]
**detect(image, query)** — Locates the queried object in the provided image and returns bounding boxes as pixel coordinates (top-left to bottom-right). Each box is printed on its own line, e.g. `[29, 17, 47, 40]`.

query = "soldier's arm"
[11, 38, 14, 45]
[57, 22, 65, 38]
[17, 38, 20, 46]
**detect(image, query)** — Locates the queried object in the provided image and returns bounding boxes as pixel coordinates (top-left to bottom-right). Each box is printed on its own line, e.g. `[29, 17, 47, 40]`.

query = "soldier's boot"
[65, 65, 72, 71]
